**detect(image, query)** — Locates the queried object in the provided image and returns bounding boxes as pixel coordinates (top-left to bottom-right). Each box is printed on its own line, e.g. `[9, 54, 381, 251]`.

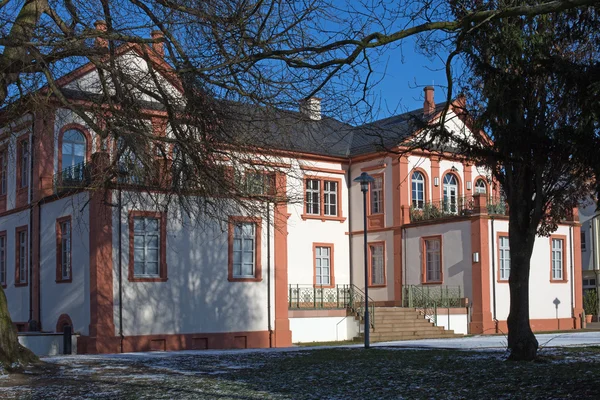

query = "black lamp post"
[354, 171, 374, 349]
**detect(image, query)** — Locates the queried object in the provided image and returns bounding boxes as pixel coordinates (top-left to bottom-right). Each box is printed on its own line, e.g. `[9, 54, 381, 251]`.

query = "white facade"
[39, 193, 91, 335]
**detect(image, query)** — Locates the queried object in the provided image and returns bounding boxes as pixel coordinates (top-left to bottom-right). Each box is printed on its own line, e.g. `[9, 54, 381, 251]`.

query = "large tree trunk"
[0, 287, 37, 369]
[506, 228, 539, 361]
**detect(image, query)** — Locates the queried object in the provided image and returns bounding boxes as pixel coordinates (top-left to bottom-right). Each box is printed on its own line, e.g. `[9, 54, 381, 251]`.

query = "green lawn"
[1, 347, 599, 399]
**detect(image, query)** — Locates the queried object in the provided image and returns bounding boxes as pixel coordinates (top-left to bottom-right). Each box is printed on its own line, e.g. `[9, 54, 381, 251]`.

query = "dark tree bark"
[0, 287, 37, 369]
[506, 232, 539, 361]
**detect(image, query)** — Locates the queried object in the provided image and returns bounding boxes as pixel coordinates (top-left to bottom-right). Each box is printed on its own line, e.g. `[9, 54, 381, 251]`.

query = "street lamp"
[353, 172, 374, 349]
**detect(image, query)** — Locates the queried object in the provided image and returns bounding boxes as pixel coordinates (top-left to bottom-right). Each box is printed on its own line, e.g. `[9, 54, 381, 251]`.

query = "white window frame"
[0, 235, 5, 286]
[370, 244, 385, 285]
[499, 236, 510, 281]
[61, 220, 71, 280]
[323, 180, 338, 217]
[315, 246, 331, 286]
[19, 231, 27, 283]
[20, 140, 29, 188]
[232, 222, 256, 278]
[552, 238, 564, 280]
[305, 179, 320, 215]
[412, 171, 425, 209]
[370, 176, 383, 214]
[424, 238, 441, 282]
[474, 179, 487, 194]
[443, 174, 458, 213]
[0, 150, 6, 195]
[133, 217, 160, 277]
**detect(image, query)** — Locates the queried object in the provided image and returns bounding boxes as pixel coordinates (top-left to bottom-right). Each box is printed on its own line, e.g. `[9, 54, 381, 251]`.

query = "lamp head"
[353, 172, 375, 193]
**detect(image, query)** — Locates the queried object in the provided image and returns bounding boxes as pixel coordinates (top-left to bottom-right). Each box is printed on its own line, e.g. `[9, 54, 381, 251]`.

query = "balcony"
[409, 195, 507, 223]
[53, 162, 91, 193]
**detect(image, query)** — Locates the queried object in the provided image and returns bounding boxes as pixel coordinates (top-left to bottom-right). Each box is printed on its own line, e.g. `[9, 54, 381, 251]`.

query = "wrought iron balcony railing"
[409, 196, 475, 222]
[53, 162, 91, 192]
[288, 284, 375, 329]
[410, 195, 508, 222]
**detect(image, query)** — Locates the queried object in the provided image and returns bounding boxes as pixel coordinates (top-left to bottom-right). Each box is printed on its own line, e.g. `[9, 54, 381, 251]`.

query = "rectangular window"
[305, 179, 320, 215]
[232, 222, 255, 278]
[499, 235, 510, 281]
[15, 226, 27, 285]
[133, 217, 160, 277]
[551, 237, 565, 281]
[56, 217, 72, 281]
[581, 231, 586, 252]
[19, 140, 29, 188]
[315, 245, 332, 286]
[423, 237, 442, 283]
[228, 217, 262, 282]
[303, 176, 344, 221]
[369, 243, 385, 286]
[0, 232, 6, 287]
[243, 171, 275, 196]
[323, 181, 338, 216]
[0, 149, 6, 195]
[128, 212, 167, 282]
[370, 175, 383, 214]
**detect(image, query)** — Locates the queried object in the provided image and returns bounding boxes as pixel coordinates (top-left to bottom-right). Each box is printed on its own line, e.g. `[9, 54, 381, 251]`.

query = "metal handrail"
[347, 284, 376, 330]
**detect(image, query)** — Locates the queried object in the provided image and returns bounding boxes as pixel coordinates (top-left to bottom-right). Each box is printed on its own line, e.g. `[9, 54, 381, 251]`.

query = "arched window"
[411, 171, 425, 209]
[475, 178, 487, 194]
[61, 130, 86, 181]
[443, 173, 458, 213]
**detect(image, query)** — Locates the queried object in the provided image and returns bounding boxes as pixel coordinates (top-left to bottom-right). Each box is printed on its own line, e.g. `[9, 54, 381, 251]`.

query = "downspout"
[118, 187, 124, 353]
[267, 201, 273, 348]
[347, 159, 353, 286]
[569, 225, 574, 319]
[403, 226, 407, 302]
[490, 217, 497, 332]
[593, 214, 600, 316]
[28, 122, 35, 327]
[37, 199, 42, 330]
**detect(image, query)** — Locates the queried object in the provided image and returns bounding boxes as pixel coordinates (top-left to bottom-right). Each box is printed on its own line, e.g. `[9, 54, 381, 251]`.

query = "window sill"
[421, 281, 443, 285]
[550, 279, 568, 284]
[56, 278, 72, 284]
[228, 277, 262, 282]
[368, 284, 387, 288]
[301, 214, 346, 223]
[14, 282, 28, 287]
[314, 284, 335, 289]
[497, 279, 509, 284]
[129, 277, 168, 282]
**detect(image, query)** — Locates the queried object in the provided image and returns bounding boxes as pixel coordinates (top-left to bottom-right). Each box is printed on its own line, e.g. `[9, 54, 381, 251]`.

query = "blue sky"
[367, 37, 450, 117]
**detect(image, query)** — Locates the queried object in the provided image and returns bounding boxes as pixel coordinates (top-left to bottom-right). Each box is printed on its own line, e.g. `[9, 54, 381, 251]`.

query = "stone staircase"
[364, 306, 463, 342]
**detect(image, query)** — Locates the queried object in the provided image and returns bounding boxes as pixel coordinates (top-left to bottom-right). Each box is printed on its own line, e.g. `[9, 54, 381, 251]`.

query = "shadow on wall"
[120, 209, 268, 349]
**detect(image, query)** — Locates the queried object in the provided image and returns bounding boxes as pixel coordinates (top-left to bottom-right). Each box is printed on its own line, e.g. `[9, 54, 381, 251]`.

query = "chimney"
[300, 97, 321, 121]
[94, 20, 108, 48]
[151, 30, 165, 58]
[423, 86, 435, 115]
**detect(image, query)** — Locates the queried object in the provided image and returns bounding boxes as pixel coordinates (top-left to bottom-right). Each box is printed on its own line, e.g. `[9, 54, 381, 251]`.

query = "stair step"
[351, 306, 462, 343]
[369, 332, 461, 341]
